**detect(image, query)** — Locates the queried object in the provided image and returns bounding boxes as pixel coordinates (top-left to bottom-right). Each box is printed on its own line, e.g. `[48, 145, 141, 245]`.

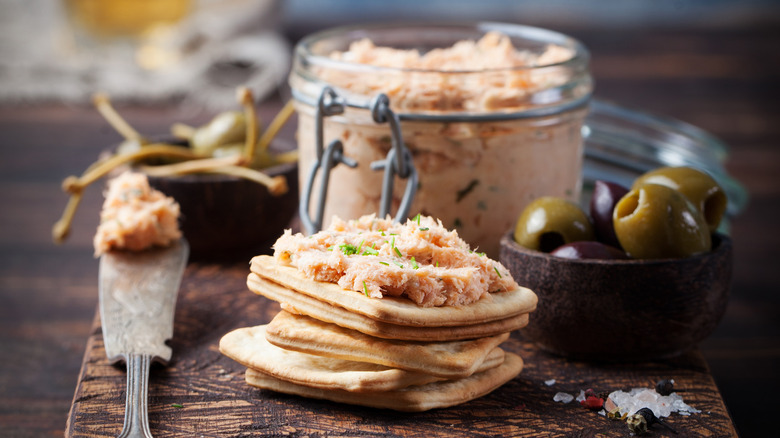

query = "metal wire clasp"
[299, 87, 357, 234]
[369, 94, 417, 222]
[299, 88, 417, 234]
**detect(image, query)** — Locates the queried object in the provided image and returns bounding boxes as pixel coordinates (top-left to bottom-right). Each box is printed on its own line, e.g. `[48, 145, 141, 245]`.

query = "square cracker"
[244, 351, 524, 412]
[266, 310, 509, 379]
[250, 255, 537, 327]
[219, 325, 506, 393]
[248, 273, 529, 341]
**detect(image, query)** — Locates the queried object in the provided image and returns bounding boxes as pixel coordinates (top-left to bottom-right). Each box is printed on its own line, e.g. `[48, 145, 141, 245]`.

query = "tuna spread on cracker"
[273, 214, 518, 307]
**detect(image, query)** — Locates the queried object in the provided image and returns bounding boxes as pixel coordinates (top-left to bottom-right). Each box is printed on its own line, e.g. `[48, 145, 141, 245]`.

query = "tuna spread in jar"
[290, 23, 593, 257]
[273, 214, 518, 308]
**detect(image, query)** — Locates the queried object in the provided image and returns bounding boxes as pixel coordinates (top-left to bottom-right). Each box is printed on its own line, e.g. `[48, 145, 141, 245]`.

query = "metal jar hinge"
[299, 87, 417, 234]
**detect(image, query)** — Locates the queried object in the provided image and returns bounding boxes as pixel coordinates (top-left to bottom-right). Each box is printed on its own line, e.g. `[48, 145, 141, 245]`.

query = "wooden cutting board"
[66, 261, 737, 437]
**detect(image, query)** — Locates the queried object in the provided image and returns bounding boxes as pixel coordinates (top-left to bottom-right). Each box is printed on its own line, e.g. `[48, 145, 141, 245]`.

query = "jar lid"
[582, 99, 748, 218]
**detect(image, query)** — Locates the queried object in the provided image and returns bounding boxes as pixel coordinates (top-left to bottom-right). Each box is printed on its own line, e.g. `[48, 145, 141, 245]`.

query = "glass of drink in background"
[62, 0, 193, 70]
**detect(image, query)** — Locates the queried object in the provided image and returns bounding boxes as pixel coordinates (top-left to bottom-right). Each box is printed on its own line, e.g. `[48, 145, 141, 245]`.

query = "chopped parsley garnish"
[379, 261, 390, 266]
[171, 403, 184, 408]
[395, 262, 405, 269]
[339, 243, 359, 255]
[357, 239, 364, 253]
[362, 247, 379, 256]
[435, 261, 439, 267]
[494, 266, 502, 278]
[419, 227, 429, 231]
[394, 247, 403, 258]
[363, 281, 369, 297]
[414, 213, 421, 225]
[410, 257, 419, 270]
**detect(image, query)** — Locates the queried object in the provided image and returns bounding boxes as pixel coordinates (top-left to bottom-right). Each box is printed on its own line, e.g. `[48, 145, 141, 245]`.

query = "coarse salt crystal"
[545, 379, 556, 386]
[553, 392, 574, 403]
[607, 387, 700, 418]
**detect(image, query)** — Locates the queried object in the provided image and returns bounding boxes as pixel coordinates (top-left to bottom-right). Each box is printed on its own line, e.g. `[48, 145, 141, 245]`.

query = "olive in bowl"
[499, 231, 732, 361]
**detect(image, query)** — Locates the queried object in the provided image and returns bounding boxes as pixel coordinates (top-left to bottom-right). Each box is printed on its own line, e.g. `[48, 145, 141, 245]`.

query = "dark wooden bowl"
[146, 161, 298, 259]
[499, 231, 732, 361]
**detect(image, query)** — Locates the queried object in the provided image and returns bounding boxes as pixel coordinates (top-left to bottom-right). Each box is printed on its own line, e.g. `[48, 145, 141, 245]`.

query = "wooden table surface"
[1, 25, 778, 437]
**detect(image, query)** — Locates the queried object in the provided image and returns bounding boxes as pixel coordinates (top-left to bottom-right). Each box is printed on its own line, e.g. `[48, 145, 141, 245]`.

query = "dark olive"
[613, 184, 711, 259]
[514, 197, 595, 252]
[550, 241, 628, 260]
[633, 166, 727, 232]
[589, 180, 629, 249]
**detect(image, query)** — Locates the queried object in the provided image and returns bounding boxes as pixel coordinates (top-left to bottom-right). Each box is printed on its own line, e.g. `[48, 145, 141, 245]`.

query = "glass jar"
[290, 22, 593, 257]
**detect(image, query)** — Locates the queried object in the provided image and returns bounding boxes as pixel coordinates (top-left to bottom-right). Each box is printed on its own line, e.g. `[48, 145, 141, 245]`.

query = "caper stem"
[92, 93, 147, 143]
[256, 99, 295, 155]
[52, 190, 83, 244]
[202, 165, 288, 196]
[170, 122, 196, 140]
[273, 149, 299, 164]
[62, 144, 203, 194]
[237, 87, 259, 166]
[138, 155, 242, 176]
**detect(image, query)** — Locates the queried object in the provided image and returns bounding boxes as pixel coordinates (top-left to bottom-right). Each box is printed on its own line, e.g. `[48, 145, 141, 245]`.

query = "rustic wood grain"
[66, 262, 736, 438]
[2, 24, 778, 437]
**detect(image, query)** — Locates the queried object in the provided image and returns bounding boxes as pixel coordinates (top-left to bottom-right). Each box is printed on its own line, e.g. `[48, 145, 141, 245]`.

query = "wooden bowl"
[499, 231, 732, 361]
[147, 161, 298, 259]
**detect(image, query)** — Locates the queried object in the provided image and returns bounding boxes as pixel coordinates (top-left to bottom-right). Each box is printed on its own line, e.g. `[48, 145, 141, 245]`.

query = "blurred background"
[1, 0, 778, 110]
[0, 1, 778, 436]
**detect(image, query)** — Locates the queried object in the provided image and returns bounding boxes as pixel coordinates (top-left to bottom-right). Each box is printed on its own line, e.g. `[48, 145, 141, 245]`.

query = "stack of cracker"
[220, 215, 537, 412]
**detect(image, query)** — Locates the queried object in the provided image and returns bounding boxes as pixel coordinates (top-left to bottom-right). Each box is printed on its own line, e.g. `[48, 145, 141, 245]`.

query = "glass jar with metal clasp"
[290, 22, 594, 257]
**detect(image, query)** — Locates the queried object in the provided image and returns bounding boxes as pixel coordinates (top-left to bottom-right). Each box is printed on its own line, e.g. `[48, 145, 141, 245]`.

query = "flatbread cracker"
[248, 273, 529, 341]
[245, 351, 524, 412]
[219, 325, 506, 392]
[250, 255, 537, 327]
[266, 310, 509, 378]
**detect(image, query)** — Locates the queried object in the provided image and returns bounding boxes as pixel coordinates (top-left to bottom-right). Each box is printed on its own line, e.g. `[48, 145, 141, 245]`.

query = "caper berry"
[633, 166, 727, 232]
[550, 241, 628, 260]
[589, 180, 629, 249]
[191, 111, 247, 155]
[514, 197, 595, 252]
[613, 184, 711, 259]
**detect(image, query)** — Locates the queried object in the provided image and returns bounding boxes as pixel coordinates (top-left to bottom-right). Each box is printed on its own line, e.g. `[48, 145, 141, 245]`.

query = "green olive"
[191, 111, 247, 155]
[614, 184, 711, 259]
[633, 166, 727, 232]
[514, 197, 595, 252]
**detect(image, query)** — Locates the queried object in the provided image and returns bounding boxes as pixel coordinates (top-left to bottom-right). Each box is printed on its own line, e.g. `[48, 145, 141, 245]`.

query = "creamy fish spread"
[293, 31, 588, 257]
[273, 215, 519, 307]
[324, 31, 574, 112]
[93, 171, 181, 256]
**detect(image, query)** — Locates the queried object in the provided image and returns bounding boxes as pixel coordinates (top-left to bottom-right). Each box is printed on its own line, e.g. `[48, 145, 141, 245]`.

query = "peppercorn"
[580, 388, 605, 410]
[656, 379, 673, 395]
[656, 379, 685, 396]
[626, 411, 648, 435]
[627, 407, 678, 435]
[607, 407, 626, 421]
[580, 395, 604, 410]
